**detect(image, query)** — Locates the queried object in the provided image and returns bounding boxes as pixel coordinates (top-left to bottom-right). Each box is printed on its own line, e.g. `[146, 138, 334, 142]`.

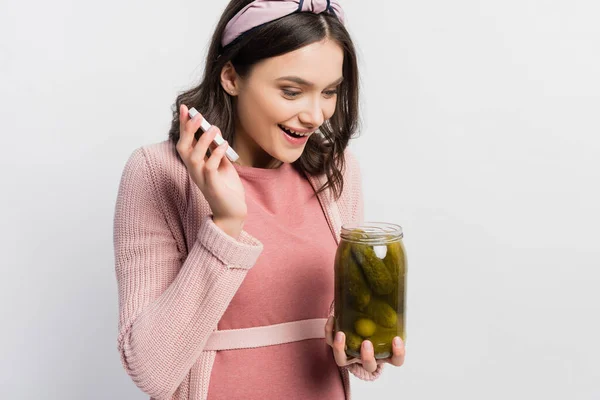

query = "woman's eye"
[282, 90, 301, 97]
[282, 89, 339, 98]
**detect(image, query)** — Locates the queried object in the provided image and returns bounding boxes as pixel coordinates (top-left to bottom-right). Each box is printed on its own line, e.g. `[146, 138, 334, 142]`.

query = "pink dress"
[207, 162, 346, 399]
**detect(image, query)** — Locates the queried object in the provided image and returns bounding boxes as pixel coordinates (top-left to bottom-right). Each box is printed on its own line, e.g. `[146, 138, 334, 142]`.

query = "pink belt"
[204, 318, 328, 351]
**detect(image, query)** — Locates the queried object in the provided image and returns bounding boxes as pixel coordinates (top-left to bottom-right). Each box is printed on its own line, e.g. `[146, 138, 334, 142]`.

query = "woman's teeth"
[279, 124, 312, 137]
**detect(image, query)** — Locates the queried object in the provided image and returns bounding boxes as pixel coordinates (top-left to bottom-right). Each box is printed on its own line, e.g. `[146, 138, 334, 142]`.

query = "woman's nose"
[298, 98, 325, 128]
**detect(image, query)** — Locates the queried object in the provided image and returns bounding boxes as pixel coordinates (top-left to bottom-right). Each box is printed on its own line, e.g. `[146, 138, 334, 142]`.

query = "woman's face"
[228, 39, 344, 168]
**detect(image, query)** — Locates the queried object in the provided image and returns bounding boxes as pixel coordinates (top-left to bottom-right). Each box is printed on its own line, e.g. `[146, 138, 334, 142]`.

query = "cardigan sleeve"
[113, 148, 263, 399]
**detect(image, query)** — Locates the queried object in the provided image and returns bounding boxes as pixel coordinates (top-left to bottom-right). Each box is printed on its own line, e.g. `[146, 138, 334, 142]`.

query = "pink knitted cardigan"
[113, 140, 384, 399]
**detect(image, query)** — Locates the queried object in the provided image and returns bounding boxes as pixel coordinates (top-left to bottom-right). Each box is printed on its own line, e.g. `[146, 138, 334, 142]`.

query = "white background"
[1, 0, 599, 398]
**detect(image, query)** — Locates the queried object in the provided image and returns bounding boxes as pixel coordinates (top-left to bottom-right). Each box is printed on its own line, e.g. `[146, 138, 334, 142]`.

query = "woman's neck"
[232, 130, 283, 169]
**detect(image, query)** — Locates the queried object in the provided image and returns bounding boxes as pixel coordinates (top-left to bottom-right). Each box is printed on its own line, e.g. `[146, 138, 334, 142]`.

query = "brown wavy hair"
[168, 0, 361, 200]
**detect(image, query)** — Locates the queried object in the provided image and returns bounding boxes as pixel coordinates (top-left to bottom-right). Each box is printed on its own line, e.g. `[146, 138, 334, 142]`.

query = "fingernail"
[335, 332, 343, 343]
[394, 337, 403, 346]
[363, 341, 372, 351]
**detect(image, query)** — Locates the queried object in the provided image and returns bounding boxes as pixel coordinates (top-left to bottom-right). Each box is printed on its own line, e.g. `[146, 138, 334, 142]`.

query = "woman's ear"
[220, 61, 239, 96]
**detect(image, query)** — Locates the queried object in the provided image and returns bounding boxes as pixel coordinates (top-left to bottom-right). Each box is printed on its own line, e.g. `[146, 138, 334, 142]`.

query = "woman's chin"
[274, 147, 304, 165]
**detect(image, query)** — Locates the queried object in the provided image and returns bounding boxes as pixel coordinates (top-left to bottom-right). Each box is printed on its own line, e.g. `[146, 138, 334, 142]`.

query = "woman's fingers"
[332, 331, 349, 367]
[374, 336, 406, 367]
[176, 104, 202, 156]
[189, 126, 218, 167]
[359, 340, 378, 373]
[388, 336, 406, 367]
[204, 140, 229, 174]
[326, 319, 370, 367]
[325, 317, 405, 370]
[173, 105, 247, 223]
[330, 331, 361, 366]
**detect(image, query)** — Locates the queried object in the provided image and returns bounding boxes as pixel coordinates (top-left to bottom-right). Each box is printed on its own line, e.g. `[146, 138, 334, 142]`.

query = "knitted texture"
[114, 140, 383, 399]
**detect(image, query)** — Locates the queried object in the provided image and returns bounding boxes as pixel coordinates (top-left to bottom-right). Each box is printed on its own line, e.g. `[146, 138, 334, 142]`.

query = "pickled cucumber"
[363, 297, 398, 328]
[382, 290, 403, 310]
[368, 328, 397, 356]
[347, 229, 369, 241]
[371, 315, 405, 353]
[381, 241, 406, 309]
[383, 241, 404, 279]
[354, 318, 377, 337]
[351, 244, 395, 295]
[336, 241, 372, 310]
[343, 330, 363, 353]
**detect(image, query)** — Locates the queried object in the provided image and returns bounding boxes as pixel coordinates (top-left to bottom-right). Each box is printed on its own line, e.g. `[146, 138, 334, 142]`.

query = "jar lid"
[340, 222, 403, 244]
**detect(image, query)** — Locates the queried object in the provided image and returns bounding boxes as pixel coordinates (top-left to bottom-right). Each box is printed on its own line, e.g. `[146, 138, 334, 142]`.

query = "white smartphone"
[188, 107, 239, 162]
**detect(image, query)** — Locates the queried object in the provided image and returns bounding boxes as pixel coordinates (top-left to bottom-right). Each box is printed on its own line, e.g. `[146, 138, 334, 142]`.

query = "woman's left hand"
[324, 316, 406, 373]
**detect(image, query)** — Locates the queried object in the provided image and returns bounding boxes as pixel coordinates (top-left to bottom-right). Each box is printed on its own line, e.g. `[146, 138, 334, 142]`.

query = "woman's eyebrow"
[276, 76, 344, 87]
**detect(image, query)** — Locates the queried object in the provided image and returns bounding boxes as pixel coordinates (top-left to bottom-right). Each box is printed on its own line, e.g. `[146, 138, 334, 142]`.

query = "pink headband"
[222, 0, 345, 47]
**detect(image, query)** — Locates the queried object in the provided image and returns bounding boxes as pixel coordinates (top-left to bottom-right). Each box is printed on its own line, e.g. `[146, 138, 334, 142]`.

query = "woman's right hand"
[176, 104, 247, 238]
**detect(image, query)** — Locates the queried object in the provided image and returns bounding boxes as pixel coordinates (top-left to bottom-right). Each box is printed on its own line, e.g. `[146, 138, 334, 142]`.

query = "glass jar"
[334, 222, 407, 359]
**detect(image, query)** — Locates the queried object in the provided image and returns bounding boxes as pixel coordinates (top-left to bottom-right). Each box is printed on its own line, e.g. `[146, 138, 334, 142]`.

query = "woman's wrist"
[212, 216, 245, 240]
